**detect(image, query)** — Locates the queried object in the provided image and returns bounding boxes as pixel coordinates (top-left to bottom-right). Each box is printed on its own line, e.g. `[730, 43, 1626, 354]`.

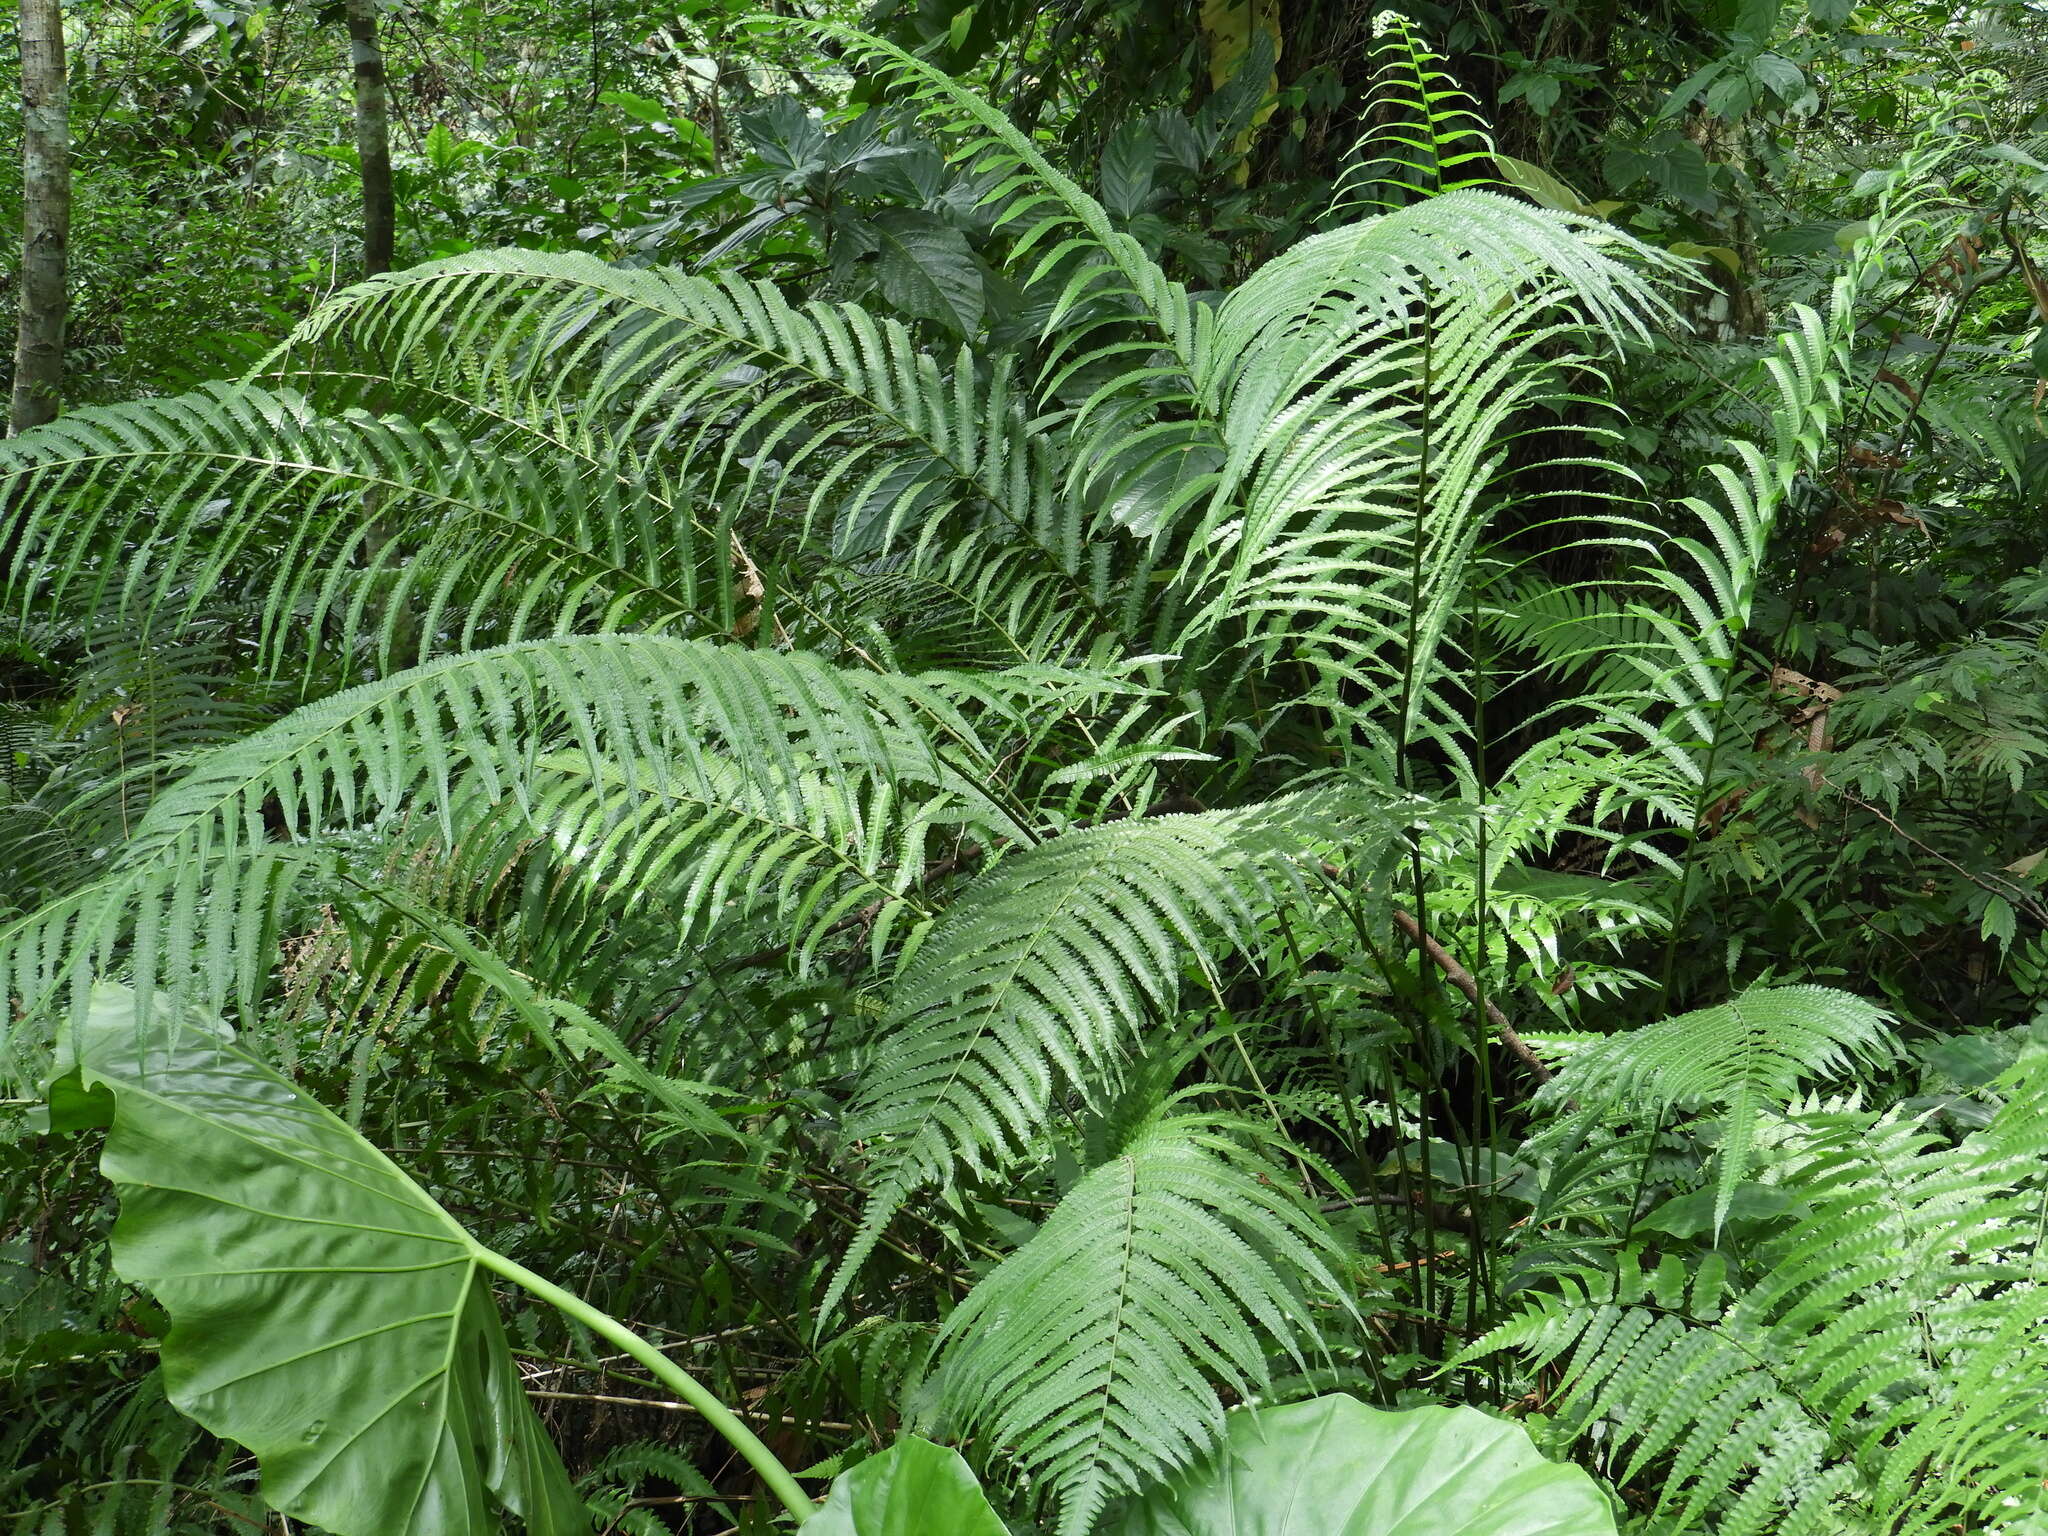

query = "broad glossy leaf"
[1102, 1394, 1616, 1536]
[1100, 120, 1158, 220]
[52, 985, 588, 1536]
[1639, 1182, 1799, 1238]
[870, 209, 984, 336]
[807, 1438, 1007, 1535]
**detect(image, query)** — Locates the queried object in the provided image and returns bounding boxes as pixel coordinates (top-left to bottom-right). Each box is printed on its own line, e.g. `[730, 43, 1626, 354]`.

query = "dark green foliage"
[6, 6, 2048, 1533]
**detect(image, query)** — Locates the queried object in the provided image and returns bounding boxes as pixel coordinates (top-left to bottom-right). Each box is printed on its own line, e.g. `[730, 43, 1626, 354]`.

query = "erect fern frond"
[1336, 11, 1500, 213]
[916, 1111, 1348, 1536]
[1581, 122, 1973, 817]
[824, 794, 1359, 1317]
[0, 635, 1018, 1048]
[1539, 983, 1896, 1234]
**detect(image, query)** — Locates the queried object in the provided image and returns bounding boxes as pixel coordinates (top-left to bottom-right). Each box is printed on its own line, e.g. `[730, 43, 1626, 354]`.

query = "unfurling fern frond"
[1336, 11, 1500, 214]
[917, 1111, 1349, 1536]
[1538, 983, 1895, 1233]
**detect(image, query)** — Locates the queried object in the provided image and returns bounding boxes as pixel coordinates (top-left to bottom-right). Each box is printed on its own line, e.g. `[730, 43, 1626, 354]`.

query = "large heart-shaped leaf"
[51, 985, 588, 1536]
[1102, 1394, 1616, 1536]
[808, 1437, 1006, 1534]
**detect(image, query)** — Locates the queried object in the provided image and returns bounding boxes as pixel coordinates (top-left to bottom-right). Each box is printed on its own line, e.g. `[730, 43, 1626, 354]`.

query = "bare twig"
[1826, 779, 2048, 929]
[1391, 909, 1553, 1084]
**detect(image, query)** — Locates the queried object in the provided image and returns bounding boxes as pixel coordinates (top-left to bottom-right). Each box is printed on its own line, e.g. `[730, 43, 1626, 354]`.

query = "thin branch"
[1392, 908, 1553, 1084]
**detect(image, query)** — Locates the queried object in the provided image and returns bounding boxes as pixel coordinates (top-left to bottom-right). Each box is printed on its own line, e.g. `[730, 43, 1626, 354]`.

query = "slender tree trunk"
[10, 0, 70, 434]
[343, 0, 394, 275]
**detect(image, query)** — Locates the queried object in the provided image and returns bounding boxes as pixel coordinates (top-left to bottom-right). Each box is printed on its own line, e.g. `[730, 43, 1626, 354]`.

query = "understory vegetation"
[6, 0, 2048, 1531]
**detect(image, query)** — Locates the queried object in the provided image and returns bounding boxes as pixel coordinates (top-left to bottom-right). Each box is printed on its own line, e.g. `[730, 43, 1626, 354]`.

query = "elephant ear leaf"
[808, 1437, 1007, 1534]
[50, 984, 589, 1536]
[1102, 1394, 1616, 1536]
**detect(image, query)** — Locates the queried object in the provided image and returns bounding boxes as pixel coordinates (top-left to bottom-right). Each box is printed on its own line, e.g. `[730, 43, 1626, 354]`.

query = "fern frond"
[786, 21, 1198, 376]
[1541, 983, 1895, 1233]
[917, 1111, 1348, 1535]
[1155, 192, 1674, 760]
[1581, 120, 1974, 829]
[1475, 1101, 2048, 1535]
[1, 384, 712, 670]
[0, 635, 1018, 1046]
[1336, 12, 1501, 213]
[825, 794, 1360, 1316]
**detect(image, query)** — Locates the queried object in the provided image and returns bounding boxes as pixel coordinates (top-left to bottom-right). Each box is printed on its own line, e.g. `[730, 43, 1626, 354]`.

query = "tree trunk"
[343, 0, 394, 276]
[10, 0, 70, 435]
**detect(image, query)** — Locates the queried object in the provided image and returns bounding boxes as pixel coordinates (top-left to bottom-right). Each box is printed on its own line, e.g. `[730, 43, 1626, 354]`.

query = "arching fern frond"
[786, 20, 1197, 376]
[271, 252, 1074, 575]
[0, 635, 1017, 1042]
[780, 21, 1244, 568]
[917, 1110, 1348, 1536]
[1154, 192, 1676, 759]
[826, 794, 1361, 1315]
[1538, 983, 1895, 1234]
[1, 385, 712, 672]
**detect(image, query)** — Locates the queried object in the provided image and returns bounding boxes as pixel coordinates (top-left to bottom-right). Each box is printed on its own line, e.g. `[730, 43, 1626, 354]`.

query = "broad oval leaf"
[52, 985, 588, 1536]
[1102, 1394, 1617, 1536]
[869, 208, 985, 335]
[808, 1437, 1006, 1535]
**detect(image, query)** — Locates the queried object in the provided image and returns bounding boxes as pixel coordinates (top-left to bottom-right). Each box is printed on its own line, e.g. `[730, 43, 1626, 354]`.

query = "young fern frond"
[1538, 983, 1895, 1233]
[916, 1110, 1348, 1536]
[1336, 11, 1500, 213]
